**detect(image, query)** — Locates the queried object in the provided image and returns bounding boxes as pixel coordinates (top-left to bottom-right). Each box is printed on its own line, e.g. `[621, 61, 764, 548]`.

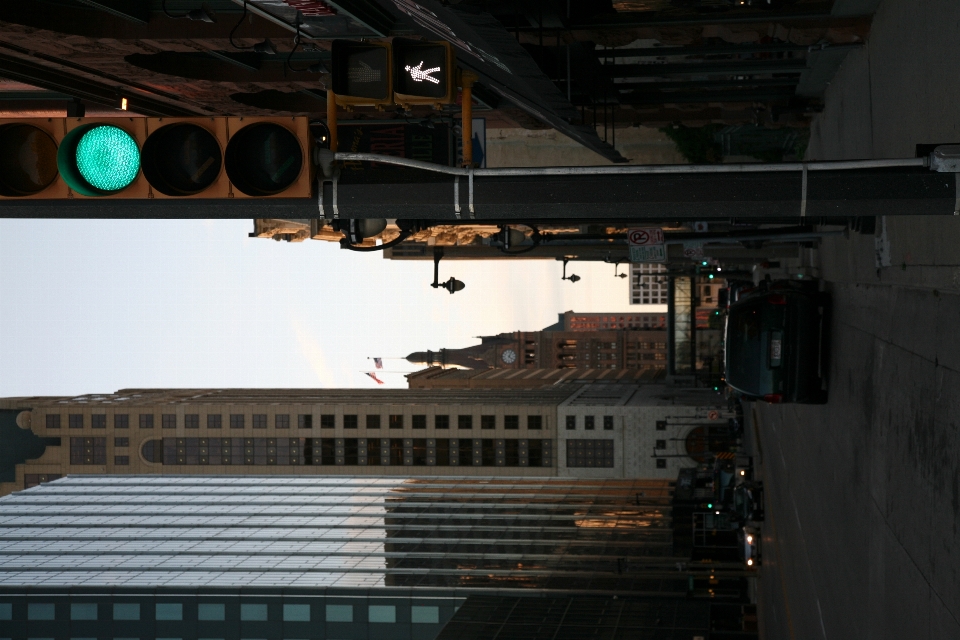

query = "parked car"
[739, 526, 761, 568]
[731, 482, 764, 523]
[724, 280, 829, 404]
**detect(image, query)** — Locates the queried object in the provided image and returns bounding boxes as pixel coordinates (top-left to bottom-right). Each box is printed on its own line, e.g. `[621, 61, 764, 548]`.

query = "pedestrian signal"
[331, 40, 392, 107]
[392, 39, 456, 106]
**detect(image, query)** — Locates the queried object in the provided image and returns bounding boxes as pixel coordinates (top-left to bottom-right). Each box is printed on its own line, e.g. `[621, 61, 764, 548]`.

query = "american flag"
[365, 372, 385, 385]
[373, 358, 383, 369]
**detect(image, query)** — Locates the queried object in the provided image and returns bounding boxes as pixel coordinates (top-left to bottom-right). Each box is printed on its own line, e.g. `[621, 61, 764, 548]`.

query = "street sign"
[682, 242, 704, 260]
[628, 227, 666, 263]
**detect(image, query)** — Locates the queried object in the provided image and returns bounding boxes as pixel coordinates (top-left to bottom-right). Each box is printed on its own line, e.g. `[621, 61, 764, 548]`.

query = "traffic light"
[0, 116, 312, 200]
[330, 39, 457, 108]
[331, 40, 392, 108]
[0, 119, 69, 199]
[392, 38, 456, 107]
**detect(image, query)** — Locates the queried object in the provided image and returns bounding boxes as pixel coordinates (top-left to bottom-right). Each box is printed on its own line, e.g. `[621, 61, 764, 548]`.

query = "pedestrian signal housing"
[392, 39, 456, 106]
[0, 116, 312, 200]
[331, 40, 392, 108]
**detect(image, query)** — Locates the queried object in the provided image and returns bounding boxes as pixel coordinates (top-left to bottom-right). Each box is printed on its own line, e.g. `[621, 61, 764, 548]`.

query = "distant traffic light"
[331, 40, 392, 108]
[392, 38, 456, 107]
[0, 116, 312, 200]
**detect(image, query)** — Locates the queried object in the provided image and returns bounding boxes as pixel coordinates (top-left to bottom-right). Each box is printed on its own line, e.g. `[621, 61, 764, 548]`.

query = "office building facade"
[0, 385, 731, 496]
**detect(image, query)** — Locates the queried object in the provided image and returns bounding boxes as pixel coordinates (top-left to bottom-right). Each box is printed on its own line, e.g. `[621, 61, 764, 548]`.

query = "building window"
[504, 415, 519, 430]
[23, 473, 61, 489]
[198, 603, 224, 621]
[458, 415, 473, 430]
[566, 439, 614, 468]
[603, 416, 614, 430]
[366, 415, 381, 429]
[114, 414, 128, 429]
[320, 414, 335, 429]
[527, 415, 543, 430]
[91, 415, 106, 429]
[161, 414, 176, 429]
[28, 603, 55, 620]
[70, 437, 106, 465]
[481, 415, 495, 430]
[252, 414, 267, 429]
[156, 603, 182, 621]
[656, 458, 667, 469]
[368, 605, 396, 623]
[298, 414, 312, 429]
[240, 604, 267, 621]
[139, 414, 154, 429]
[566, 416, 576, 430]
[411, 606, 439, 624]
[412, 415, 427, 429]
[584, 416, 595, 431]
[0, 603, 11, 619]
[114, 456, 129, 466]
[412, 438, 427, 465]
[207, 414, 222, 429]
[71, 603, 97, 620]
[229, 415, 244, 429]
[655, 439, 666, 449]
[113, 603, 140, 620]
[114, 437, 129, 447]
[69, 414, 83, 429]
[389, 414, 404, 429]
[283, 604, 310, 622]
[435, 415, 449, 430]
[142, 439, 163, 463]
[326, 604, 353, 622]
[276, 414, 290, 429]
[343, 415, 358, 429]
[185, 414, 199, 429]
[656, 421, 667, 431]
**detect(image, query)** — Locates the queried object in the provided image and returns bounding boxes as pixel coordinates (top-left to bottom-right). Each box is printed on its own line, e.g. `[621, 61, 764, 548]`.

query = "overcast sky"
[0, 219, 660, 396]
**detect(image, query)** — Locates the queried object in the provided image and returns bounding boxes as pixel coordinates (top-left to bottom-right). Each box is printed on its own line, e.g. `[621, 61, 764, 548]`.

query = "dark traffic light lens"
[332, 41, 390, 100]
[142, 123, 223, 196]
[0, 124, 59, 196]
[225, 123, 303, 196]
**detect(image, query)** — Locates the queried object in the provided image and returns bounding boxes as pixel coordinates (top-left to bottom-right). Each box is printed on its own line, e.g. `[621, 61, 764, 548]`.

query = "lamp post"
[561, 258, 580, 283]
[431, 248, 465, 294]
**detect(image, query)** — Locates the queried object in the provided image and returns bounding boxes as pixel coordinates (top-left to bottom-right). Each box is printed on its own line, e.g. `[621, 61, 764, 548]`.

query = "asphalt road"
[752, 279, 960, 639]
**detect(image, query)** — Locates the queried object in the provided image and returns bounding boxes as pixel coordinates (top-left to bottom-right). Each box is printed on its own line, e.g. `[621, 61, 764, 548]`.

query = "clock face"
[501, 349, 517, 364]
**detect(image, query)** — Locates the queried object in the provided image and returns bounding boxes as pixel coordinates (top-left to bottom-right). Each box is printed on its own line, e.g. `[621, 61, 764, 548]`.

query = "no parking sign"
[628, 227, 666, 263]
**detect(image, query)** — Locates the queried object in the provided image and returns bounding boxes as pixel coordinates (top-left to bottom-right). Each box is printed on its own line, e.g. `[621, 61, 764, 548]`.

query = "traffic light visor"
[393, 40, 450, 100]
[0, 124, 59, 196]
[58, 124, 141, 195]
[142, 123, 223, 196]
[332, 41, 390, 100]
[225, 122, 303, 196]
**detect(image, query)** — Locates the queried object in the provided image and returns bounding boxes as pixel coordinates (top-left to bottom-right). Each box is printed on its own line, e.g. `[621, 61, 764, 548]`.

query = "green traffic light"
[75, 125, 140, 191]
[707, 503, 713, 508]
[708, 274, 714, 279]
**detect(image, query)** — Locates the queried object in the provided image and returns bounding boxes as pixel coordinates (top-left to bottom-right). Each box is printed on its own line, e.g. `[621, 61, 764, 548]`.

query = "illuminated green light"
[75, 125, 140, 191]
[707, 503, 713, 509]
[708, 274, 714, 279]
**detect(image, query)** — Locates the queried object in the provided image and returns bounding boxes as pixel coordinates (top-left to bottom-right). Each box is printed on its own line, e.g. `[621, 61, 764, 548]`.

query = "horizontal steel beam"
[526, 4, 844, 29]
[594, 42, 862, 58]
[619, 87, 797, 105]
[616, 78, 799, 92]
[1, 167, 954, 219]
[604, 59, 808, 78]
[0, 51, 202, 117]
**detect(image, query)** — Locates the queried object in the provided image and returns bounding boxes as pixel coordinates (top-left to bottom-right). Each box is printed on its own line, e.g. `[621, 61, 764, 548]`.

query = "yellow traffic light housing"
[225, 116, 313, 198]
[143, 117, 229, 198]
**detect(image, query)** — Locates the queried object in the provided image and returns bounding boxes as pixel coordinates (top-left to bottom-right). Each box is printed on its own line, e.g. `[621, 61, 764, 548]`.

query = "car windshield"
[726, 302, 772, 395]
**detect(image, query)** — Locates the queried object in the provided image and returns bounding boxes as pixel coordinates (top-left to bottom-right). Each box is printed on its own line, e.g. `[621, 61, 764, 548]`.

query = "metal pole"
[667, 276, 676, 377]
[326, 89, 338, 152]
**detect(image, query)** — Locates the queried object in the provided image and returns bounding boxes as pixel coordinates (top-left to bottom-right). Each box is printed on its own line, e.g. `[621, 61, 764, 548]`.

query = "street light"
[561, 259, 580, 283]
[431, 248, 465, 294]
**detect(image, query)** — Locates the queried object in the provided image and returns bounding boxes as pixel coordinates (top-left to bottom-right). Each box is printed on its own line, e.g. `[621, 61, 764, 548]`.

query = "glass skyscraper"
[0, 474, 723, 640]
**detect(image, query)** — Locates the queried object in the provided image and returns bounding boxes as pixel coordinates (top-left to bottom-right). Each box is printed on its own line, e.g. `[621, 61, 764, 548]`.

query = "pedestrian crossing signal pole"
[460, 69, 478, 168]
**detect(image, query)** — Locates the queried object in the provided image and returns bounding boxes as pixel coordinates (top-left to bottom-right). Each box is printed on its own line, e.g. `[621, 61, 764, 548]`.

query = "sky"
[0, 218, 660, 396]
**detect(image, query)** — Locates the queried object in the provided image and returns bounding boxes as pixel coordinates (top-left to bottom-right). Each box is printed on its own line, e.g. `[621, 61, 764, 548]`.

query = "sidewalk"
[807, 0, 960, 294]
